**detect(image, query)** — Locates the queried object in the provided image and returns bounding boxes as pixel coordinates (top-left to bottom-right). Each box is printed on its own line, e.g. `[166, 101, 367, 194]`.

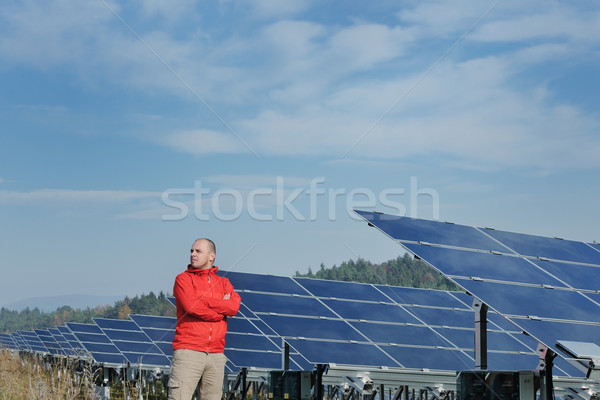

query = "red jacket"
[172, 266, 241, 353]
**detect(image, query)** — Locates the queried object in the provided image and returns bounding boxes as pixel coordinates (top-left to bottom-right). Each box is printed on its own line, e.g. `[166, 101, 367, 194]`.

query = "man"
[169, 238, 241, 400]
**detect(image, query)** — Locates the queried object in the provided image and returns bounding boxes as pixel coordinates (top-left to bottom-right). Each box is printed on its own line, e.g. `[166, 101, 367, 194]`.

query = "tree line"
[295, 254, 459, 291]
[2, 255, 459, 333]
[0, 291, 176, 333]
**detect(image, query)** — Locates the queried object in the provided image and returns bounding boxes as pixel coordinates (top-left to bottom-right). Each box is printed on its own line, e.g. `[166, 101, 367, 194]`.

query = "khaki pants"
[168, 349, 227, 400]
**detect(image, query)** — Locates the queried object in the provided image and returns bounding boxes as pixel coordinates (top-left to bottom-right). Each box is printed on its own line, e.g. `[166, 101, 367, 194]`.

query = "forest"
[1, 255, 459, 333]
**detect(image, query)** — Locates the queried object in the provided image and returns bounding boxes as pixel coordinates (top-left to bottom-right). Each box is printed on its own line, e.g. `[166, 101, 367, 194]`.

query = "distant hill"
[1, 294, 124, 312]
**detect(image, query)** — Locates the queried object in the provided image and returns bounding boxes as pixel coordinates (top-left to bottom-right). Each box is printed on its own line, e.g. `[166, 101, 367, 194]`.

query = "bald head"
[195, 238, 216, 254]
[189, 238, 216, 269]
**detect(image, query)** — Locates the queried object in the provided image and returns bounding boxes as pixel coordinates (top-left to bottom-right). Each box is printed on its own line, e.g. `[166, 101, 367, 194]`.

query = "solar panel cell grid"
[354, 210, 508, 252]
[322, 299, 420, 324]
[225, 332, 280, 351]
[240, 292, 336, 317]
[455, 279, 600, 323]
[402, 243, 566, 286]
[294, 277, 389, 302]
[259, 314, 365, 341]
[225, 271, 308, 295]
[349, 321, 450, 347]
[287, 339, 397, 367]
[375, 285, 468, 309]
[482, 228, 600, 265]
[530, 259, 600, 291]
[384, 345, 474, 371]
[355, 209, 600, 370]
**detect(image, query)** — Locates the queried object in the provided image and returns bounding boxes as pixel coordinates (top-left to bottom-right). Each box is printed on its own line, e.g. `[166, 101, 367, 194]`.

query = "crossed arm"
[174, 275, 241, 321]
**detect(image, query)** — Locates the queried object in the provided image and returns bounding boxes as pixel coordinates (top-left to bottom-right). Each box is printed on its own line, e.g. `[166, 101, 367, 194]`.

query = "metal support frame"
[536, 344, 557, 400]
[226, 367, 250, 400]
[472, 299, 488, 370]
[314, 364, 327, 400]
[282, 340, 290, 370]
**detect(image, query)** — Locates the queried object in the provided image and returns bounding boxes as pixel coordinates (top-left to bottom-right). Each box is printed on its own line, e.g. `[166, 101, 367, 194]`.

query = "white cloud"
[0, 189, 160, 205]
[2, 0, 598, 173]
[472, 7, 600, 44]
[234, 52, 600, 171]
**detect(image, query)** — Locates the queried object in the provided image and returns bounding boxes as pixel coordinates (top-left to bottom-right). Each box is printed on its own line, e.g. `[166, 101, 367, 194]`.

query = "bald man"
[169, 238, 241, 400]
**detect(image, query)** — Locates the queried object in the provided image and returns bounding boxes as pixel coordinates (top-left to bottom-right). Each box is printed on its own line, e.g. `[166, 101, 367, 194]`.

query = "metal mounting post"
[473, 299, 488, 370]
[536, 344, 556, 400]
[282, 340, 290, 370]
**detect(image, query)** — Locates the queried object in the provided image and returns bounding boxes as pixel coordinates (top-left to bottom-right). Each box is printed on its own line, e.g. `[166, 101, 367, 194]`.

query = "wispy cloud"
[161, 129, 248, 155]
[0, 189, 161, 205]
[2, 1, 599, 172]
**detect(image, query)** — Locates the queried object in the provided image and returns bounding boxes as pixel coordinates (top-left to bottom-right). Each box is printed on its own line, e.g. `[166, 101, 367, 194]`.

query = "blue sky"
[1, 0, 599, 308]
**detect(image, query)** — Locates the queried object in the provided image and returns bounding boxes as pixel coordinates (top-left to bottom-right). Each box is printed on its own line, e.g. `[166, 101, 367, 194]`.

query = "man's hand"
[223, 293, 231, 300]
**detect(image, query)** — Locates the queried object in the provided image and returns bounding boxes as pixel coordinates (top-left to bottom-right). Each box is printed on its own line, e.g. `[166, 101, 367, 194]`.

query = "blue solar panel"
[383, 345, 474, 371]
[356, 209, 600, 371]
[454, 279, 600, 323]
[67, 322, 103, 334]
[34, 329, 63, 355]
[259, 314, 365, 341]
[0, 333, 17, 349]
[225, 271, 308, 295]
[226, 270, 570, 372]
[355, 210, 507, 252]
[530, 259, 600, 291]
[482, 228, 600, 265]
[226, 332, 280, 351]
[402, 243, 567, 286]
[129, 314, 176, 347]
[66, 322, 126, 365]
[294, 277, 389, 302]
[349, 321, 451, 347]
[286, 339, 397, 367]
[130, 314, 176, 330]
[240, 292, 336, 317]
[322, 299, 420, 324]
[94, 318, 171, 367]
[375, 285, 468, 309]
[18, 330, 48, 353]
[139, 327, 175, 343]
[10, 332, 28, 351]
[227, 316, 265, 335]
[225, 349, 289, 369]
[406, 306, 474, 329]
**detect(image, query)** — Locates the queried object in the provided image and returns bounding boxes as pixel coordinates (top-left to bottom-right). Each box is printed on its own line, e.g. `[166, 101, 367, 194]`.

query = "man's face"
[190, 240, 215, 269]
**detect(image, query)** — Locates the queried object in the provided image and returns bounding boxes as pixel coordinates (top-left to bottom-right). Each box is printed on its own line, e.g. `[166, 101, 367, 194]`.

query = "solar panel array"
[355, 209, 600, 373]
[0, 269, 587, 378]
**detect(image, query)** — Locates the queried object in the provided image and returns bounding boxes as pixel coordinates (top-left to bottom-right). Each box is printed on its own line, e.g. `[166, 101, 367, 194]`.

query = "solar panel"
[56, 325, 84, 356]
[66, 322, 126, 365]
[10, 331, 28, 351]
[93, 318, 171, 368]
[356, 209, 600, 375]
[34, 329, 63, 355]
[18, 330, 48, 353]
[129, 314, 176, 360]
[0, 333, 17, 349]
[223, 271, 553, 372]
[48, 328, 76, 356]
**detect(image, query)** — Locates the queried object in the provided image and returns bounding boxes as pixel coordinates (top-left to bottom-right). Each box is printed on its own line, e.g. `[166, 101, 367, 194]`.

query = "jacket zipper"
[207, 274, 213, 352]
